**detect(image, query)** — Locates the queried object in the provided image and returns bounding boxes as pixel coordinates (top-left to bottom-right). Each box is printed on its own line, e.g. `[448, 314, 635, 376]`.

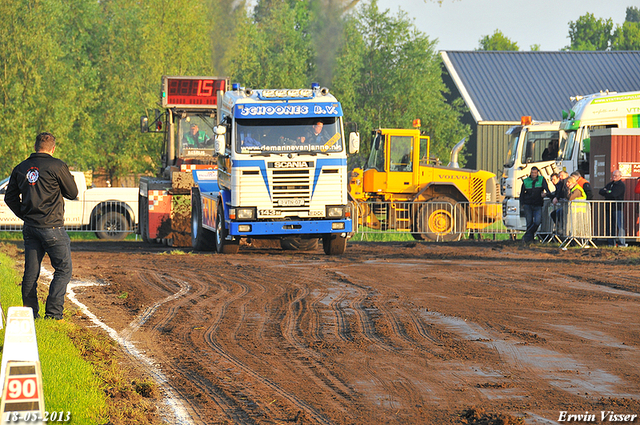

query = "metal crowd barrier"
[350, 200, 512, 241]
[542, 199, 637, 248]
[351, 198, 639, 247]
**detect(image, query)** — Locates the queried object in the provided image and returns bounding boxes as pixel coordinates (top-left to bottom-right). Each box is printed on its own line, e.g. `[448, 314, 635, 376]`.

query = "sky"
[375, 0, 631, 51]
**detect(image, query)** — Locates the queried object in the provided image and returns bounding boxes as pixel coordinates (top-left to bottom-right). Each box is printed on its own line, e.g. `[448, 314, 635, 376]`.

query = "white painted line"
[38, 267, 195, 425]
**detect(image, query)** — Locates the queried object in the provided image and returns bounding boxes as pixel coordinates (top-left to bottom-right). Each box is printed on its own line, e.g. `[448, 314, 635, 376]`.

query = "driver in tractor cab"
[183, 123, 209, 148]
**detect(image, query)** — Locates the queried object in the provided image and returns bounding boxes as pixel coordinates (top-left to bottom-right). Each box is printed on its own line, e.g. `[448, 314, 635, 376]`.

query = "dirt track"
[66, 240, 640, 424]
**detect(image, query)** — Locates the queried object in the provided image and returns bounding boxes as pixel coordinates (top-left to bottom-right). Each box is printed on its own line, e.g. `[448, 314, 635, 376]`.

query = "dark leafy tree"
[333, 0, 470, 168]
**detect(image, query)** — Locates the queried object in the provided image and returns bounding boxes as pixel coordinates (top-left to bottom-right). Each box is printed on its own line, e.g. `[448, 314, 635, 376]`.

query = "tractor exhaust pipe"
[447, 138, 465, 168]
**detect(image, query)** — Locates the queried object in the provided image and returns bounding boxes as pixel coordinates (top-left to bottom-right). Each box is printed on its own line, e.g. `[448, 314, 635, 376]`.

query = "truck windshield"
[235, 117, 342, 154]
[178, 115, 217, 158]
[504, 130, 521, 169]
[559, 130, 577, 161]
[520, 130, 560, 163]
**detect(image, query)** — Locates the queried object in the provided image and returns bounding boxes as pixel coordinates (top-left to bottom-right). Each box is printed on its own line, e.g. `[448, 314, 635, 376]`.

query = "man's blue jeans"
[22, 225, 72, 319]
[522, 204, 542, 242]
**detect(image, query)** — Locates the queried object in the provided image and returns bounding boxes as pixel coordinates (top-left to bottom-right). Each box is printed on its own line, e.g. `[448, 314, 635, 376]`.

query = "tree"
[0, 0, 102, 177]
[611, 7, 640, 50]
[566, 13, 613, 50]
[477, 30, 519, 51]
[332, 0, 470, 167]
[611, 21, 640, 50]
[226, 0, 312, 88]
[626, 6, 640, 23]
[95, 0, 214, 179]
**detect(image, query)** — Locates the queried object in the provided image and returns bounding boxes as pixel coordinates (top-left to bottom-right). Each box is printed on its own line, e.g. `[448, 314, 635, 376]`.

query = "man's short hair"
[571, 170, 582, 177]
[550, 172, 559, 179]
[530, 166, 540, 172]
[35, 132, 56, 152]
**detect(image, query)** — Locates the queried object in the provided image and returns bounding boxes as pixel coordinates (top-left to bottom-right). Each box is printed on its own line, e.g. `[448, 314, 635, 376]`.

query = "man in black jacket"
[599, 169, 626, 247]
[4, 132, 78, 319]
[520, 166, 550, 243]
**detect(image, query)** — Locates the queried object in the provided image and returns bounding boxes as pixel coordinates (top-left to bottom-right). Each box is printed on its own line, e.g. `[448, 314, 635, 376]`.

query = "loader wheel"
[191, 189, 215, 251]
[96, 211, 130, 240]
[215, 205, 239, 254]
[416, 197, 466, 242]
[280, 237, 319, 251]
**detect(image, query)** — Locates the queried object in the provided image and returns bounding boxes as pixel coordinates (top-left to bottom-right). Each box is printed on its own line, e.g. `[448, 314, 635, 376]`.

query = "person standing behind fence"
[599, 170, 626, 247]
[4, 132, 78, 320]
[550, 170, 570, 233]
[571, 171, 593, 200]
[520, 166, 550, 244]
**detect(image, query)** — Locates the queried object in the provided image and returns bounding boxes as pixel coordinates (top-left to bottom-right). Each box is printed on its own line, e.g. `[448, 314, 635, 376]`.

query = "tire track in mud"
[122, 268, 247, 424]
[279, 283, 355, 403]
[200, 274, 336, 425]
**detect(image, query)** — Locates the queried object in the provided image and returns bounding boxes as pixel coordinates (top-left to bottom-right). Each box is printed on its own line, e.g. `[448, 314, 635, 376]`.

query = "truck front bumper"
[229, 219, 352, 236]
[502, 198, 526, 231]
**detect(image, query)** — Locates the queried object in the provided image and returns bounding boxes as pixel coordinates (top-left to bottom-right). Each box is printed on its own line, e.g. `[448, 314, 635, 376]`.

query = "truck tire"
[96, 211, 130, 240]
[191, 189, 215, 251]
[416, 197, 466, 242]
[322, 234, 347, 255]
[215, 205, 239, 254]
[280, 237, 319, 251]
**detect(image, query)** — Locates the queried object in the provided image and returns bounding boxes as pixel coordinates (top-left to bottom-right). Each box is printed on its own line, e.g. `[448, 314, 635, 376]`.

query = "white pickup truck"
[0, 171, 138, 240]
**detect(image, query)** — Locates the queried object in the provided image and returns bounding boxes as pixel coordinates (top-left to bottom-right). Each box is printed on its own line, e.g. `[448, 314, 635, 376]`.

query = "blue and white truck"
[190, 83, 359, 255]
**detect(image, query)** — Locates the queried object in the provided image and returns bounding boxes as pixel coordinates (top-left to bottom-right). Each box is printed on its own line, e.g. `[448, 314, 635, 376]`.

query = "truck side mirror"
[215, 135, 226, 155]
[349, 132, 360, 154]
[214, 126, 227, 155]
[140, 116, 149, 133]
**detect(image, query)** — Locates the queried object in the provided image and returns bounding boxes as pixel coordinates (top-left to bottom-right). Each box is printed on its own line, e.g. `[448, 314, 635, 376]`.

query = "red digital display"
[163, 77, 227, 108]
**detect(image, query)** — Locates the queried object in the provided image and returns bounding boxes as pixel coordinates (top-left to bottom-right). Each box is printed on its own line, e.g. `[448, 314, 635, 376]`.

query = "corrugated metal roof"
[441, 51, 640, 123]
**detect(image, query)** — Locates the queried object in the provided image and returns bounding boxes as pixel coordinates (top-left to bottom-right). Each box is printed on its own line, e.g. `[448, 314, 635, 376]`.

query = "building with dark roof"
[440, 51, 640, 176]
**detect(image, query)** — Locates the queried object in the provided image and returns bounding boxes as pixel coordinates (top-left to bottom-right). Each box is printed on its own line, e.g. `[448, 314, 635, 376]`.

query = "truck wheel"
[322, 234, 347, 255]
[96, 211, 129, 240]
[417, 197, 466, 242]
[280, 237, 319, 251]
[215, 205, 239, 254]
[191, 190, 215, 251]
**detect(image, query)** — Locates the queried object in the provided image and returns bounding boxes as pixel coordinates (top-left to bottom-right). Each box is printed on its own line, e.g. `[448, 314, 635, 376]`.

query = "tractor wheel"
[416, 197, 466, 242]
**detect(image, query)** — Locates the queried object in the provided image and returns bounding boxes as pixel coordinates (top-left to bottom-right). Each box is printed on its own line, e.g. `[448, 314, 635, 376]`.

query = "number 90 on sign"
[6, 377, 38, 401]
[3, 411, 72, 422]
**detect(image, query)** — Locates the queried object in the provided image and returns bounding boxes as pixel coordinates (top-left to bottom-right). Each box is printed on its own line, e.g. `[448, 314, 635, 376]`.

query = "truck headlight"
[326, 206, 345, 218]
[236, 207, 256, 220]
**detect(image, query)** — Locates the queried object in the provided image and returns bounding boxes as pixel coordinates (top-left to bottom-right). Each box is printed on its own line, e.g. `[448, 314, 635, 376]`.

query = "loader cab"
[363, 129, 425, 195]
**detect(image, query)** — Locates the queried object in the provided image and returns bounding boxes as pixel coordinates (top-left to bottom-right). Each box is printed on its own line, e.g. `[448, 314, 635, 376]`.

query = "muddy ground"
[40, 240, 640, 423]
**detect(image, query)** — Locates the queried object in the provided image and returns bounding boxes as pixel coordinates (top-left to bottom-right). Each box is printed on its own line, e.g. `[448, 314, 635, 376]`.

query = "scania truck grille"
[271, 169, 311, 211]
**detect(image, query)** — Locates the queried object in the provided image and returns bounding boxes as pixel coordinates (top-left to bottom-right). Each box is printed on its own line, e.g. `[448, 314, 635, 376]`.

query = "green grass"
[0, 246, 161, 424]
[0, 249, 108, 423]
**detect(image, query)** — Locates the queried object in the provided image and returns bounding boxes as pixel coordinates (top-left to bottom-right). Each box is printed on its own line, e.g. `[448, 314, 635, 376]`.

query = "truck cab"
[501, 118, 562, 231]
[558, 91, 640, 180]
[191, 83, 359, 255]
